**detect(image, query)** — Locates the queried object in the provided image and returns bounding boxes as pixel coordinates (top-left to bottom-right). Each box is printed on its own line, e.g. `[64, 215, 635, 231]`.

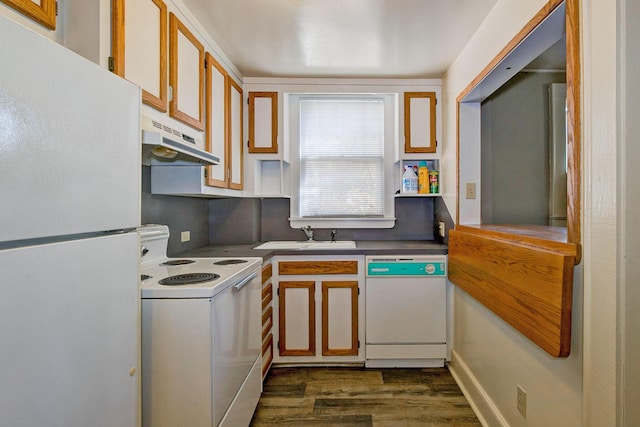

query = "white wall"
[443, 1, 585, 426]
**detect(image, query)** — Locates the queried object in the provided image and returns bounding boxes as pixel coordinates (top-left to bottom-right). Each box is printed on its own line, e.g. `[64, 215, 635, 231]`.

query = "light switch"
[465, 183, 477, 199]
[180, 231, 191, 242]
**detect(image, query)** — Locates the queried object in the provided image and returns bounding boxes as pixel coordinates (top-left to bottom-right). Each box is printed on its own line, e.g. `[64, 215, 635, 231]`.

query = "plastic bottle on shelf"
[418, 161, 429, 194]
[402, 165, 418, 194]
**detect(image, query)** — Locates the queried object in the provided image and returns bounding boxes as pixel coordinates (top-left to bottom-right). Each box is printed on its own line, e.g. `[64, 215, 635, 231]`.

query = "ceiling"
[180, 0, 499, 79]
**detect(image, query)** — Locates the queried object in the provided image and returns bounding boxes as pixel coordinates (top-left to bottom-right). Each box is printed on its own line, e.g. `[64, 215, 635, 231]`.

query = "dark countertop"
[177, 240, 448, 261]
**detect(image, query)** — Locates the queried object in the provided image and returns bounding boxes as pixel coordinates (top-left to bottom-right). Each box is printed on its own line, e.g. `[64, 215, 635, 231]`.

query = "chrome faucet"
[301, 225, 314, 241]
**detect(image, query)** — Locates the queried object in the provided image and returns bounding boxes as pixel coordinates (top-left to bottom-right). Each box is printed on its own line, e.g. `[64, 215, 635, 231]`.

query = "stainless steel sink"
[253, 241, 356, 250]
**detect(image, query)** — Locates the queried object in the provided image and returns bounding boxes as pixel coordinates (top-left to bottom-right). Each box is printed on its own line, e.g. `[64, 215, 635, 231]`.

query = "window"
[289, 94, 396, 228]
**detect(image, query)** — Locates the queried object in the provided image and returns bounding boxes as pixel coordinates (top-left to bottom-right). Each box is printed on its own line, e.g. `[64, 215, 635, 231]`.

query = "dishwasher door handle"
[232, 272, 257, 292]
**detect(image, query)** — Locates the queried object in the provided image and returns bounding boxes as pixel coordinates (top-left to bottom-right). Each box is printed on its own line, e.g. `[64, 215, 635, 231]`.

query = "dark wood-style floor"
[250, 366, 481, 426]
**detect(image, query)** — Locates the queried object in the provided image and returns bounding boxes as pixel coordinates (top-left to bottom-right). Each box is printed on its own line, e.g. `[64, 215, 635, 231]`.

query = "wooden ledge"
[449, 224, 577, 357]
[456, 224, 579, 260]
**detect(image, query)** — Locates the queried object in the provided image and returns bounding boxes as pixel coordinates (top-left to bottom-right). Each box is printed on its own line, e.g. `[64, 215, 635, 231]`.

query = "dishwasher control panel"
[366, 256, 447, 277]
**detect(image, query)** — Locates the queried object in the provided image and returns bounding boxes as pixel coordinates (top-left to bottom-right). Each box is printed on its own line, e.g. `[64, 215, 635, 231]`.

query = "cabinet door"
[112, 0, 167, 112]
[278, 281, 315, 356]
[205, 53, 228, 188]
[322, 281, 359, 356]
[228, 77, 244, 189]
[169, 12, 204, 130]
[0, 0, 56, 29]
[248, 92, 278, 153]
[404, 92, 437, 153]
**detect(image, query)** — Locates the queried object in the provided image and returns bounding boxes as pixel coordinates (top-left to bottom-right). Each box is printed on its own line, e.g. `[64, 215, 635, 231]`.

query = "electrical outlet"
[438, 221, 446, 238]
[180, 231, 191, 243]
[465, 182, 477, 199]
[517, 385, 527, 418]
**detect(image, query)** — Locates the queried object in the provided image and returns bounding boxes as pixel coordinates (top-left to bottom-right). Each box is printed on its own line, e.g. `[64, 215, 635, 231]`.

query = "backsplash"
[143, 164, 446, 253]
[141, 166, 209, 256]
[209, 197, 437, 244]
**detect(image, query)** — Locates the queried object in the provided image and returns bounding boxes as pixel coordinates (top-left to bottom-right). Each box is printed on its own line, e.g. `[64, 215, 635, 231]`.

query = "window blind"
[299, 98, 385, 218]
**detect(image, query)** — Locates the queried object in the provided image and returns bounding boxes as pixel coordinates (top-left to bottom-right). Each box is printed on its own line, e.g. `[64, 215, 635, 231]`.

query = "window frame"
[288, 93, 397, 229]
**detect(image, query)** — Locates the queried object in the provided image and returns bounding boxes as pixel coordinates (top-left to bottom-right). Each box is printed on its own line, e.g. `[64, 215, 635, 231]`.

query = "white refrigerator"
[0, 15, 141, 427]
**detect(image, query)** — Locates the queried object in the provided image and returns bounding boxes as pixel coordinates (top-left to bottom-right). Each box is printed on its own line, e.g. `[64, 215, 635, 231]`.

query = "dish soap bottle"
[418, 161, 430, 194]
[402, 165, 418, 194]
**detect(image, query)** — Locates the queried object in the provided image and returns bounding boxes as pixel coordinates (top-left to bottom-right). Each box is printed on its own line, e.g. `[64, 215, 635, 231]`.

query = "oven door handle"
[232, 272, 257, 292]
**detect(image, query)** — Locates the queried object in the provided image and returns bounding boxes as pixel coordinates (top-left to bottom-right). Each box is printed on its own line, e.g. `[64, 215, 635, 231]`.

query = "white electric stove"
[138, 225, 263, 427]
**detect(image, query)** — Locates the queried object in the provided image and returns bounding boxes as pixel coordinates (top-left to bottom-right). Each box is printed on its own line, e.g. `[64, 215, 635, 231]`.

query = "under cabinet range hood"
[141, 115, 220, 166]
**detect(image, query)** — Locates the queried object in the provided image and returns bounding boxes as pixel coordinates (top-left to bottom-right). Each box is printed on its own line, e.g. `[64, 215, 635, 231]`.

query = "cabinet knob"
[129, 367, 137, 377]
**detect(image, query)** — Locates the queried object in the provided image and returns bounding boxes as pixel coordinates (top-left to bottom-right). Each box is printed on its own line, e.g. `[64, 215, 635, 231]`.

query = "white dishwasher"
[365, 255, 447, 368]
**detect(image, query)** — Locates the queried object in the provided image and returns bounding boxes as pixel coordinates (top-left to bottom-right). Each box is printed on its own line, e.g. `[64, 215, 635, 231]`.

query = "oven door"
[212, 268, 261, 426]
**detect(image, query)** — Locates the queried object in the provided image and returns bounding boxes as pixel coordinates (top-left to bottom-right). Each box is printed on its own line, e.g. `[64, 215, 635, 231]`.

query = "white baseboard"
[447, 349, 509, 427]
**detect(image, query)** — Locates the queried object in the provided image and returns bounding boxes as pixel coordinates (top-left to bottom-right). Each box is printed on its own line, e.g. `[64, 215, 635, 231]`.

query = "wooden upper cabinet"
[228, 77, 244, 189]
[204, 54, 243, 191]
[169, 12, 204, 130]
[248, 92, 278, 154]
[404, 92, 437, 153]
[205, 53, 228, 188]
[112, 0, 167, 112]
[1, 0, 56, 29]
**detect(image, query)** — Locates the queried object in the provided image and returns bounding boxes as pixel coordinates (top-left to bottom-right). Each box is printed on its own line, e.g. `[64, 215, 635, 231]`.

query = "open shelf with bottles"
[395, 159, 440, 197]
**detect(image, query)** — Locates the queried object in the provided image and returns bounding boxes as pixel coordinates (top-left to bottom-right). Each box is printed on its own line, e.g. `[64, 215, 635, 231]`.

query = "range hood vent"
[141, 116, 220, 166]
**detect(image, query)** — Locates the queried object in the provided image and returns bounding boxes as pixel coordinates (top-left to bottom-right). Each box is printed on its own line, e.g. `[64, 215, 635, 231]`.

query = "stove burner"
[213, 259, 248, 266]
[161, 259, 195, 266]
[158, 273, 220, 286]
[141, 274, 152, 281]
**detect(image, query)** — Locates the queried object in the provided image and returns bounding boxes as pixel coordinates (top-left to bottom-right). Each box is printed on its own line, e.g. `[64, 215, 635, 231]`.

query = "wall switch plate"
[466, 182, 477, 199]
[438, 221, 446, 238]
[517, 385, 527, 418]
[180, 231, 191, 243]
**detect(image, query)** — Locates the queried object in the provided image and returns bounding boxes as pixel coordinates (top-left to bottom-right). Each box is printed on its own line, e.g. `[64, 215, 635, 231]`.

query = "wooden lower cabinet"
[273, 256, 364, 364]
[261, 261, 274, 378]
[322, 281, 359, 356]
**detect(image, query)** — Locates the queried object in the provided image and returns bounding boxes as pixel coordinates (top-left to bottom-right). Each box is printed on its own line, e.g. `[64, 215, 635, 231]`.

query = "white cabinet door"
[228, 77, 244, 189]
[0, 234, 139, 427]
[205, 53, 228, 188]
[404, 92, 437, 153]
[112, 0, 167, 112]
[248, 91, 278, 153]
[278, 281, 316, 356]
[322, 281, 359, 356]
[169, 12, 204, 130]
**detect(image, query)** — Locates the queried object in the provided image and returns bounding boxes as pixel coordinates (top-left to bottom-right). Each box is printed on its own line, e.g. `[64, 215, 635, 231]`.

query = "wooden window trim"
[1, 0, 56, 29]
[112, 0, 168, 112]
[169, 12, 204, 130]
[322, 281, 359, 356]
[248, 91, 279, 153]
[278, 281, 315, 356]
[404, 92, 437, 153]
